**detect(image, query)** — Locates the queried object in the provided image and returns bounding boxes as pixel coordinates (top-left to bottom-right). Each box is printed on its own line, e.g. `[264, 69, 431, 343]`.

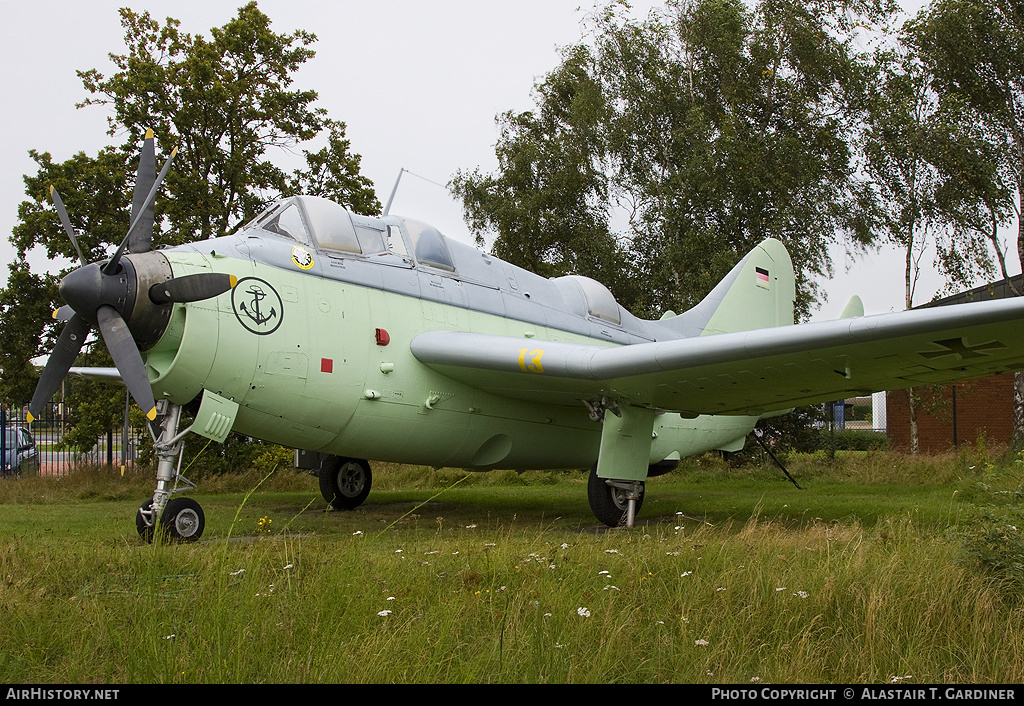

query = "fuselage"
[135, 196, 758, 470]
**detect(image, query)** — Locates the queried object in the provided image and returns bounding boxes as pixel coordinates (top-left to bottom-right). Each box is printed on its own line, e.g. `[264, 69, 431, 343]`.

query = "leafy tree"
[0, 3, 379, 459]
[907, 0, 1024, 444]
[450, 45, 638, 307]
[76, 2, 379, 242]
[455, 0, 897, 320]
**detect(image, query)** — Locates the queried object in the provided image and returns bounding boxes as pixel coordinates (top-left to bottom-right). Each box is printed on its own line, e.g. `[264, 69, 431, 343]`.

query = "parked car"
[2, 426, 39, 477]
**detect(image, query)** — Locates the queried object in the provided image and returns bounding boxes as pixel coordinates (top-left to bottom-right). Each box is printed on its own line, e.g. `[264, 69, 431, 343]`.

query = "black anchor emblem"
[232, 277, 284, 335]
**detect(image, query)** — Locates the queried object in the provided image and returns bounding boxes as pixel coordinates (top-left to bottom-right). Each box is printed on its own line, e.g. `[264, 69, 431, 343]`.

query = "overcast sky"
[0, 0, 987, 323]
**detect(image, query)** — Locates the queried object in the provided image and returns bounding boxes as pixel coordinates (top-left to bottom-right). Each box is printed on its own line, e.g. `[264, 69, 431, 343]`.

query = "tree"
[450, 45, 639, 308]
[76, 2, 379, 243]
[907, 0, 1024, 444]
[0, 3, 379, 457]
[454, 0, 897, 320]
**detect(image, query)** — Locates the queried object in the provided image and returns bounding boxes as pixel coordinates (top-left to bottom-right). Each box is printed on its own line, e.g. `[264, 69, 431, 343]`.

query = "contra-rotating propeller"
[27, 130, 237, 424]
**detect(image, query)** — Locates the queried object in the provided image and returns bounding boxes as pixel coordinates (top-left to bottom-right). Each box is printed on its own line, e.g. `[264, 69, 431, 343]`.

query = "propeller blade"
[103, 144, 178, 276]
[27, 313, 90, 423]
[128, 129, 157, 255]
[49, 186, 87, 266]
[95, 305, 157, 421]
[149, 273, 238, 305]
[53, 305, 74, 322]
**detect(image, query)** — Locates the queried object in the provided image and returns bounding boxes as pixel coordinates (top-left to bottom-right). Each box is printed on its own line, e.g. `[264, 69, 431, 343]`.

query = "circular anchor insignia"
[231, 277, 284, 335]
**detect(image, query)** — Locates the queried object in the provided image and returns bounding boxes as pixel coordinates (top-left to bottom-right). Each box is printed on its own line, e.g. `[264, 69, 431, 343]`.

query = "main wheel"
[587, 466, 644, 527]
[319, 457, 372, 510]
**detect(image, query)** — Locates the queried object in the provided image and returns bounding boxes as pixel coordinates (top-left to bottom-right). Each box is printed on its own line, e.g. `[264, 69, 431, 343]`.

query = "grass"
[0, 448, 1023, 683]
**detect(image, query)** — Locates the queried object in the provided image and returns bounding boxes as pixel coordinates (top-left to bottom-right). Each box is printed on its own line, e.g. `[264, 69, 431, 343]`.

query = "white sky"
[0, 0, 1005, 323]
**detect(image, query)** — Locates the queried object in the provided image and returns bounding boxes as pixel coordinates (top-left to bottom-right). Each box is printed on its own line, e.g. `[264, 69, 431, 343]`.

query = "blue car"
[2, 427, 39, 477]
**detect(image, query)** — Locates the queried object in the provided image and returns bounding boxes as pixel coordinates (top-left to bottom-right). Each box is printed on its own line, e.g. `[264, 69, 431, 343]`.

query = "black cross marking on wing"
[919, 337, 1007, 361]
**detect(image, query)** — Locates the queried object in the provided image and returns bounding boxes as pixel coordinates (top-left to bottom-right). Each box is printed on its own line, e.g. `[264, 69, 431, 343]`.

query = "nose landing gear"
[135, 400, 205, 543]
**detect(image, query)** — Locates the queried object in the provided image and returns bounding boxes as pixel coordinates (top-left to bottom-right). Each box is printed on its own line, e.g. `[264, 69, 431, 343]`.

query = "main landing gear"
[318, 456, 372, 510]
[588, 465, 645, 527]
[136, 400, 205, 543]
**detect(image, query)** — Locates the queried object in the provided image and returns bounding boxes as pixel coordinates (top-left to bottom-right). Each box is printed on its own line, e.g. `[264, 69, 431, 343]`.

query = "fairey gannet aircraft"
[27, 132, 1024, 541]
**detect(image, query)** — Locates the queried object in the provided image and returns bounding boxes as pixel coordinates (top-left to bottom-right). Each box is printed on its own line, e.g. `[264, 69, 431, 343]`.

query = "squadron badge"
[292, 246, 314, 270]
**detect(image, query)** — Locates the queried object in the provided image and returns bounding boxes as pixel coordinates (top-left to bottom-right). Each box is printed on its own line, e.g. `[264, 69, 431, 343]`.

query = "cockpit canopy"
[244, 195, 456, 272]
[243, 195, 627, 328]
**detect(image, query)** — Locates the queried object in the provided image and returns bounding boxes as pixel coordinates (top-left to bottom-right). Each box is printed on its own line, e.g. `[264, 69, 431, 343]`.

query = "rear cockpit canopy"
[553, 275, 621, 325]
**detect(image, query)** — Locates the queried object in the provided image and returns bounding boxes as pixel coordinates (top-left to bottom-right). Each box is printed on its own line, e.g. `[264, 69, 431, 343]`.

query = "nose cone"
[59, 263, 103, 323]
[56, 252, 174, 351]
[59, 261, 136, 325]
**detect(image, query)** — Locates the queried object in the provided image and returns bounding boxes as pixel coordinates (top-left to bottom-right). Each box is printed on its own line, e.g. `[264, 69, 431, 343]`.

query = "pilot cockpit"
[244, 196, 456, 272]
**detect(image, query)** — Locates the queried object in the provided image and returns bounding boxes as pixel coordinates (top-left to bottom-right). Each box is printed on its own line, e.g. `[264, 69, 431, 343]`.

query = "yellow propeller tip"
[229, 275, 238, 287]
[26, 413, 35, 424]
[146, 407, 158, 421]
[145, 128, 154, 139]
[170, 146, 179, 157]
[51, 309, 59, 320]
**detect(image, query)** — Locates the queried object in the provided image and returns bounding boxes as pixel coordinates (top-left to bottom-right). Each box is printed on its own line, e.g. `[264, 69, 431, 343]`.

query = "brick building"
[886, 375, 1013, 452]
[885, 275, 1023, 453]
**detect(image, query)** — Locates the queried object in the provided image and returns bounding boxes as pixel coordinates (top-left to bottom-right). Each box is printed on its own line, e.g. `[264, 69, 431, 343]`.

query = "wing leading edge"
[410, 295, 1024, 416]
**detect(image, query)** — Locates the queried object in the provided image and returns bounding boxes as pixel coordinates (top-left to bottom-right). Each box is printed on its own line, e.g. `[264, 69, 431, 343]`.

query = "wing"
[411, 297, 1024, 416]
[67, 367, 125, 383]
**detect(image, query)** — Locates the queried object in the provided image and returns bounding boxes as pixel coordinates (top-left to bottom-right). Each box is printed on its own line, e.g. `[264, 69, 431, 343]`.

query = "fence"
[2, 402, 144, 477]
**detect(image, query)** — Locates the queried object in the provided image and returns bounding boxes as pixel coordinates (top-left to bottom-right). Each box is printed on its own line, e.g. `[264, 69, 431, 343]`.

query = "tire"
[136, 496, 205, 543]
[587, 466, 644, 527]
[161, 497, 205, 542]
[319, 457, 372, 510]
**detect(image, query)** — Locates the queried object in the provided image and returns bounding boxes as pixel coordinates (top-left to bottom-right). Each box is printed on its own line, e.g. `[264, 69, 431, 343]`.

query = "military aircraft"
[26, 131, 1024, 541]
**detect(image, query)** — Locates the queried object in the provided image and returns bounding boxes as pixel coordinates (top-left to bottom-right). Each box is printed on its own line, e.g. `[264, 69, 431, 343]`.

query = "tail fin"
[658, 238, 796, 337]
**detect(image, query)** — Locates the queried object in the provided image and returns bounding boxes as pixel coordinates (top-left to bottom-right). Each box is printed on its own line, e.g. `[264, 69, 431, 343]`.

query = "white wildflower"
[577, 607, 591, 618]
[695, 639, 709, 646]
[377, 610, 392, 617]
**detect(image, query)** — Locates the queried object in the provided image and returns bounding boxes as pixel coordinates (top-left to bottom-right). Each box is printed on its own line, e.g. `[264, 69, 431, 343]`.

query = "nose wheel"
[136, 496, 206, 543]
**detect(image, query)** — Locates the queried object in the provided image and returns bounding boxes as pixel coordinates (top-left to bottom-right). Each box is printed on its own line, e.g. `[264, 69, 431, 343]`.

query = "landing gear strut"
[135, 400, 205, 542]
[587, 466, 645, 527]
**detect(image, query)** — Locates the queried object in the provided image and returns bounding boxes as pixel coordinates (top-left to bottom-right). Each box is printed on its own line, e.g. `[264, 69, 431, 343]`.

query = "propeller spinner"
[27, 131, 236, 424]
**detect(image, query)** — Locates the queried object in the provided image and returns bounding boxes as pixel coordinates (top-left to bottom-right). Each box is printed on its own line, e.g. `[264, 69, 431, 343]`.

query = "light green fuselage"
[144, 247, 759, 472]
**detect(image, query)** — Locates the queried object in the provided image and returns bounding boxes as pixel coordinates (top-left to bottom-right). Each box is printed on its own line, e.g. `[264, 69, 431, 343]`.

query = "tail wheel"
[319, 457, 372, 510]
[587, 466, 644, 527]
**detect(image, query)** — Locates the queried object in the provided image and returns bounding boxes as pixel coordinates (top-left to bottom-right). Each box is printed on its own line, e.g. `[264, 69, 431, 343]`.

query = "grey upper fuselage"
[166, 196, 732, 345]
